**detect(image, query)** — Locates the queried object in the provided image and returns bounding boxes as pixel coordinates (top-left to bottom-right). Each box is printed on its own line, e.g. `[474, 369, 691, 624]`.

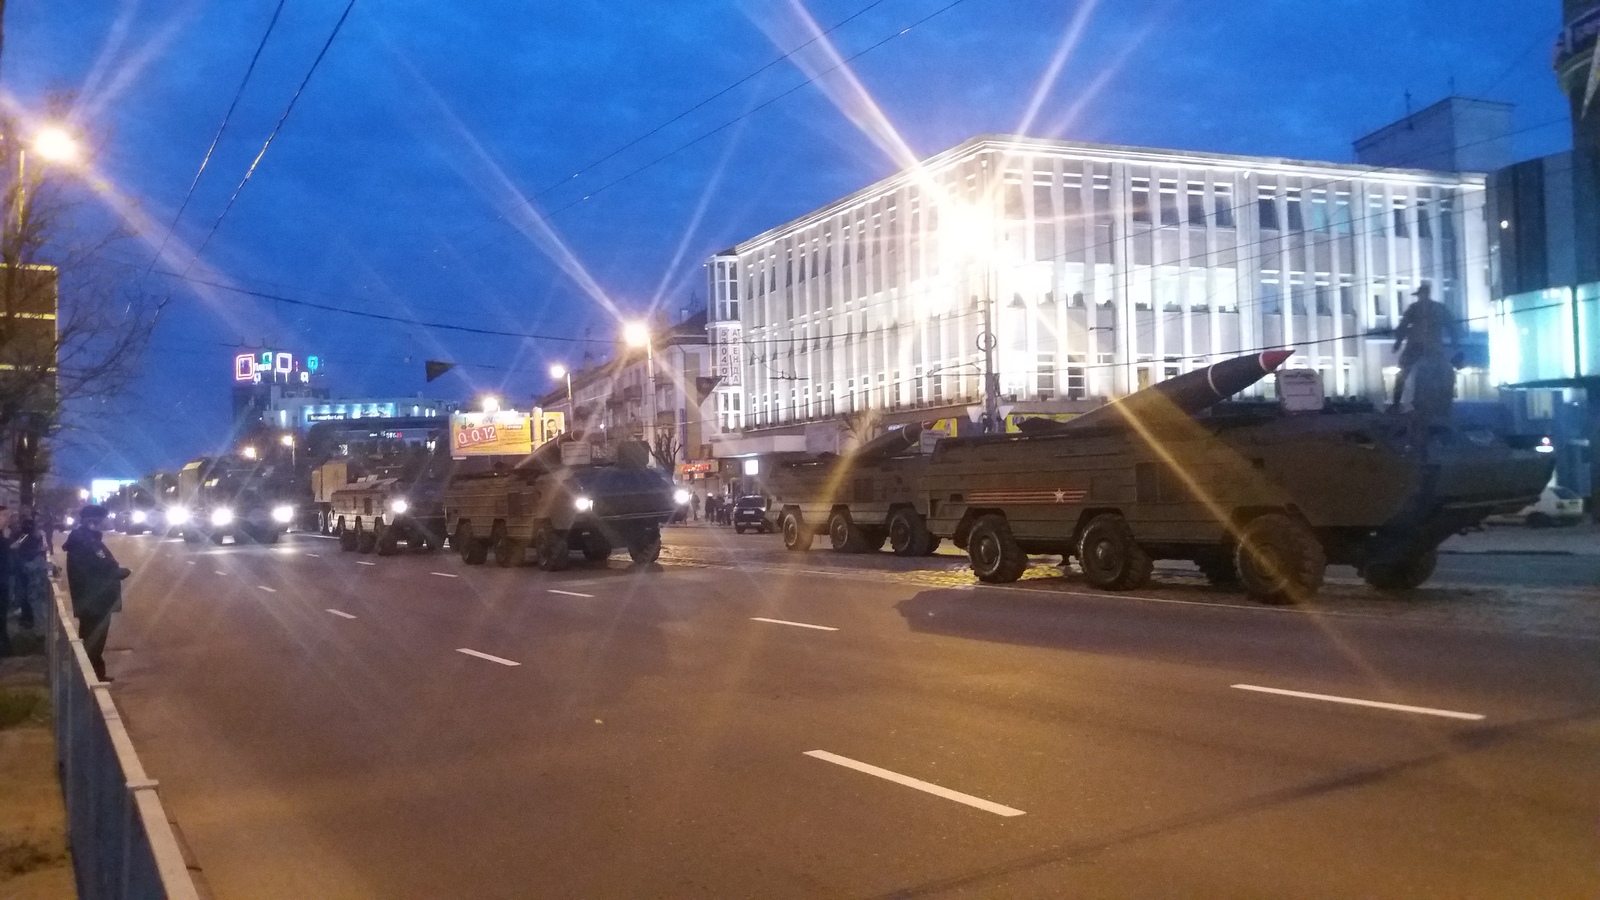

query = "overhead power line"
[184, 0, 360, 272]
[147, 0, 289, 275]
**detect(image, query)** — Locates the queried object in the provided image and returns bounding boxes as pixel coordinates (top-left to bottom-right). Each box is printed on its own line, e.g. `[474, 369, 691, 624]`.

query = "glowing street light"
[550, 364, 574, 418]
[241, 445, 258, 461]
[622, 321, 656, 448]
[279, 434, 295, 447]
[31, 126, 80, 164]
[480, 395, 501, 414]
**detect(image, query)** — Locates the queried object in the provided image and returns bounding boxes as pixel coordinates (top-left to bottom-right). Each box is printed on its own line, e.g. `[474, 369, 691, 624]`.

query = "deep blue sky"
[5, 0, 1573, 479]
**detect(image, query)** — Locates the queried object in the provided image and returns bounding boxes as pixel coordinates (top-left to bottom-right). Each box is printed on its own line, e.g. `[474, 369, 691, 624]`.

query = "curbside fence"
[48, 584, 201, 900]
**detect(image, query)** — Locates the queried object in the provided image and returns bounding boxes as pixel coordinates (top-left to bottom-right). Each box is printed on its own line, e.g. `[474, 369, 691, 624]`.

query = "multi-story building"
[706, 133, 1493, 459]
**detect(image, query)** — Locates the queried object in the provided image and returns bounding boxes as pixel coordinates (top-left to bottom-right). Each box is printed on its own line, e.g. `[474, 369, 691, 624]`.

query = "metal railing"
[47, 585, 202, 900]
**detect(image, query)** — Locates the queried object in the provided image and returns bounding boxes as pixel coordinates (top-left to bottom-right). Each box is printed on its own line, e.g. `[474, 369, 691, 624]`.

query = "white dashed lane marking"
[257, 586, 277, 593]
[326, 609, 356, 619]
[1231, 684, 1485, 721]
[431, 572, 458, 578]
[752, 617, 838, 632]
[548, 589, 592, 598]
[804, 751, 1024, 817]
[356, 561, 376, 567]
[456, 648, 520, 667]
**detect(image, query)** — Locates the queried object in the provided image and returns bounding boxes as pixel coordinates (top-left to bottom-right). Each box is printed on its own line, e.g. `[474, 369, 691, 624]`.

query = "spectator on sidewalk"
[11, 511, 47, 631]
[64, 505, 130, 682]
[691, 492, 701, 522]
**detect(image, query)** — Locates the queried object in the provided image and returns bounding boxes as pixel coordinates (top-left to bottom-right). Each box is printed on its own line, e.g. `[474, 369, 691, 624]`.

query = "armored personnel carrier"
[325, 446, 452, 556]
[766, 426, 940, 556]
[443, 438, 677, 569]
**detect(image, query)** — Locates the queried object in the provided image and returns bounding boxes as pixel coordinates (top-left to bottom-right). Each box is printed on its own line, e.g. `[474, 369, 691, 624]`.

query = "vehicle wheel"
[860, 527, 887, 552]
[1235, 514, 1326, 604]
[456, 524, 488, 565]
[338, 522, 357, 552]
[1194, 549, 1239, 586]
[628, 527, 662, 565]
[581, 534, 611, 563]
[781, 512, 813, 551]
[355, 526, 377, 554]
[967, 514, 1027, 583]
[828, 510, 872, 553]
[494, 535, 527, 568]
[182, 530, 201, 545]
[536, 529, 570, 571]
[1076, 513, 1153, 590]
[1526, 512, 1553, 528]
[887, 508, 932, 557]
[256, 528, 280, 546]
[376, 525, 401, 557]
[1361, 548, 1438, 591]
[734, 526, 745, 534]
[924, 536, 942, 555]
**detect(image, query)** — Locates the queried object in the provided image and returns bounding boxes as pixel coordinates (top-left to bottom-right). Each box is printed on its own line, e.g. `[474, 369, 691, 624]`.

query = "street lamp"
[623, 321, 656, 446]
[480, 395, 501, 414]
[15, 125, 80, 232]
[280, 433, 296, 467]
[241, 445, 258, 461]
[549, 363, 573, 423]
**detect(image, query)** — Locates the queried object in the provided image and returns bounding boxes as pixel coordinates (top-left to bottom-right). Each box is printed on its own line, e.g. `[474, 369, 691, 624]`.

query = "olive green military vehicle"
[443, 439, 676, 569]
[767, 425, 941, 557]
[327, 448, 452, 556]
[928, 405, 1555, 602]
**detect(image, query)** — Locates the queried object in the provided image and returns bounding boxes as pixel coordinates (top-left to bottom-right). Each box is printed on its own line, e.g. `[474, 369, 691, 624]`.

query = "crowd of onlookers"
[0, 505, 55, 655]
[685, 492, 738, 525]
[0, 504, 131, 682]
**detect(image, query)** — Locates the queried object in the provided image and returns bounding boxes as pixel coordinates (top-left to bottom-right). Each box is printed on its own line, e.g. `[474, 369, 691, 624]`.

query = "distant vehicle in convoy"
[732, 495, 774, 534]
[319, 446, 452, 555]
[1482, 483, 1586, 527]
[767, 351, 1556, 603]
[169, 456, 299, 545]
[107, 484, 161, 535]
[443, 438, 677, 569]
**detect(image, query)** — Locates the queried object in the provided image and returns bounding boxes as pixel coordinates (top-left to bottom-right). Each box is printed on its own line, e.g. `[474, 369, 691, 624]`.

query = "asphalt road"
[101, 528, 1599, 899]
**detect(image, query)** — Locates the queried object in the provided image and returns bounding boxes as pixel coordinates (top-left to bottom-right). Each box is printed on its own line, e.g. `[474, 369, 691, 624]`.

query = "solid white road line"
[326, 609, 356, 619]
[257, 586, 277, 593]
[305, 553, 320, 558]
[185, 561, 196, 565]
[356, 561, 376, 566]
[431, 572, 459, 578]
[456, 648, 520, 667]
[1231, 684, 1485, 721]
[548, 589, 593, 598]
[214, 570, 226, 576]
[804, 751, 1024, 817]
[752, 616, 838, 632]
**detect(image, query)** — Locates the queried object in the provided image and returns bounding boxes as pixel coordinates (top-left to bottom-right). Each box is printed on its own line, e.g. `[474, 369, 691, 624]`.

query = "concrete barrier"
[47, 585, 200, 900]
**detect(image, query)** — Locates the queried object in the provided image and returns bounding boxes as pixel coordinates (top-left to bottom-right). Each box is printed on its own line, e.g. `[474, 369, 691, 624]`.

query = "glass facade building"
[707, 135, 1491, 436]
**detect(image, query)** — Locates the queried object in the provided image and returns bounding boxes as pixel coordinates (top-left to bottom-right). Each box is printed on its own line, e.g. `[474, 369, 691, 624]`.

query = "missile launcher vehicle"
[324, 446, 453, 555]
[767, 424, 941, 556]
[443, 437, 677, 569]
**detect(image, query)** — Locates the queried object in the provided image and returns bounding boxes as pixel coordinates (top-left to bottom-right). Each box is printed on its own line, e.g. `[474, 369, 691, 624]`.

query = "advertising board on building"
[450, 411, 534, 458]
[714, 336, 742, 387]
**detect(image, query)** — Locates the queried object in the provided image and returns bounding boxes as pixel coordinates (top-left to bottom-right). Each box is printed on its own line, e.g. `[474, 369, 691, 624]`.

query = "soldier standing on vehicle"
[1391, 281, 1456, 409]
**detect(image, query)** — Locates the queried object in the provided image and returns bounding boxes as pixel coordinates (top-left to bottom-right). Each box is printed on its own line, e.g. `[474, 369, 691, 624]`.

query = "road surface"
[99, 527, 1599, 899]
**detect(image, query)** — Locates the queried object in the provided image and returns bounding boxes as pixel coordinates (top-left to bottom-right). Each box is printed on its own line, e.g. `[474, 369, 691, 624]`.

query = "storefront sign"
[715, 338, 743, 386]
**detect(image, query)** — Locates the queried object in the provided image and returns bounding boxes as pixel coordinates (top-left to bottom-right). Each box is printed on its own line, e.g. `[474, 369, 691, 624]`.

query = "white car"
[1483, 485, 1586, 528]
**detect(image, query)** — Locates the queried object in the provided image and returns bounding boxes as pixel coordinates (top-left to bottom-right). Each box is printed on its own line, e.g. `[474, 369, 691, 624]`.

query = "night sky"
[3, 0, 1572, 480]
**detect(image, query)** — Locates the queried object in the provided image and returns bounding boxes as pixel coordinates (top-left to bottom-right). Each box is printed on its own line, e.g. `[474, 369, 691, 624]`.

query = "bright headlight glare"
[271, 505, 294, 524]
[573, 496, 594, 512]
[673, 488, 691, 505]
[166, 507, 189, 525]
[210, 508, 234, 527]
[131, 510, 148, 524]
[389, 498, 409, 514]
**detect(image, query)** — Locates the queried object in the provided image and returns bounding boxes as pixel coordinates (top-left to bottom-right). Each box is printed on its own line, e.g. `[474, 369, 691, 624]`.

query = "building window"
[1333, 191, 1352, 234]
[1338, 275, 1355, 315]
[1163, 357, 1181, 381]
[1416, 198, 1432, 239]
[1310, 190, 1329, 230]
[1186, 182, 1207, 224]
[1369, 195, 1387, 236]
[1158, 179, 1180, 226]
[1285, 190, 1305, 231]
[1033, 179, 1055, 261]
[1065, 354, 1087, 400]
[1213, 183, 1235, 228]
[1131, 177, 1151, 224]
[1260, 270, 1282, 314]
[1392, 198, 1409, 237]
[1036, 352, 1056, 399]
[1257, 187, 1279, 231]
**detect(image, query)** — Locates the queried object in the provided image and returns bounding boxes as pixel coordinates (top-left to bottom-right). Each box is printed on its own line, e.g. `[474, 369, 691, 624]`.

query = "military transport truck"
[170, 456, 299, 545]
[328, 446, 452, 556]
[766, 425, 941, 557]
[926, 403, 1555, 602]
[443, 439, 677, 569]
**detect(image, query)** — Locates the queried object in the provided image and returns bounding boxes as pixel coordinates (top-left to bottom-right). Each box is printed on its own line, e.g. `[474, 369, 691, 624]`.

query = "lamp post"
[280, 432, 296, 468]
[549, 363, 573, 426]
[623, 321, 655, 445]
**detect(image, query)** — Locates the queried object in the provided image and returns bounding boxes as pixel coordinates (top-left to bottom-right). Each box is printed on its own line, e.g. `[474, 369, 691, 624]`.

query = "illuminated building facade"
[706, 134, 1492, 455]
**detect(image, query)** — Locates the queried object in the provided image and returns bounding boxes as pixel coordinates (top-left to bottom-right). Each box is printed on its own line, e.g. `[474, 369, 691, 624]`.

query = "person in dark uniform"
[1391, 281, 1456, 409]
[64, 505, 131, 682]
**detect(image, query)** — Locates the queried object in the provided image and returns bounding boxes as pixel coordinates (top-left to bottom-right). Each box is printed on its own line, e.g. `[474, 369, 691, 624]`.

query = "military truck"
[766, 426, 941, 557]
[927, 401, 1555, 602]
[443, 438, 676, 569]
[169, 456, 299, 545]
[324, 446, 451, 555]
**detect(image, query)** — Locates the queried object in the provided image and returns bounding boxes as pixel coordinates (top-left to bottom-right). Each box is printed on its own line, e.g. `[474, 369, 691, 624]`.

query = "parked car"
[1483, 484, 1585, 527]
[733, 495, 772, 534]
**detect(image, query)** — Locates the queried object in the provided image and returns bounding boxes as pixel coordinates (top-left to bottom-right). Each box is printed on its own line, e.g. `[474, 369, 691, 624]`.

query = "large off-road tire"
[628, 527, 662, 565]
[1194, 549, 1239, 586]
[1235, 514, 1326, 604]
[734, 526, 745, 534]
[456, 524, 488, 565]
[494, 536, 527, 568]
[182, 530, 202, 545]
[581, 534, 612, 563]
[967, 514, 1028, 583]
[254, 528, 281, 546]
[924, 536, 942, 555]
[887, 508, 933, 557]
[536, 529, 571, 571]
[1077, 513, 1153, 590]
[1362, 548, 1438, 592]
[337, 522, 357, 552]
[1526, 512, 1553, 528]
[781, 512, 813, 551]
[376, 524, 401, 557]
[828, 510, 873, 553]
[355, 525, 377, 554]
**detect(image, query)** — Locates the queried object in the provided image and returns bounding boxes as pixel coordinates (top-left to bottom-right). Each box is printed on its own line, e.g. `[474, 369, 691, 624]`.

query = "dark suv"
[732, 495, 772, 534]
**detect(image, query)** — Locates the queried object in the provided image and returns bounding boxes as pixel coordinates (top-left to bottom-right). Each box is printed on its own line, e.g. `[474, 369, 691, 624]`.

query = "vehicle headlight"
[388, 498, 409, 515]
[166, 507, 190, 526]
[574, 496, 594, 512]
[64, 516, 75, 527]
[131, 510, 148, 524]
[674, 488, 691, 505]
[271, 505, 294, 524]
[210, 507, 235, 527]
